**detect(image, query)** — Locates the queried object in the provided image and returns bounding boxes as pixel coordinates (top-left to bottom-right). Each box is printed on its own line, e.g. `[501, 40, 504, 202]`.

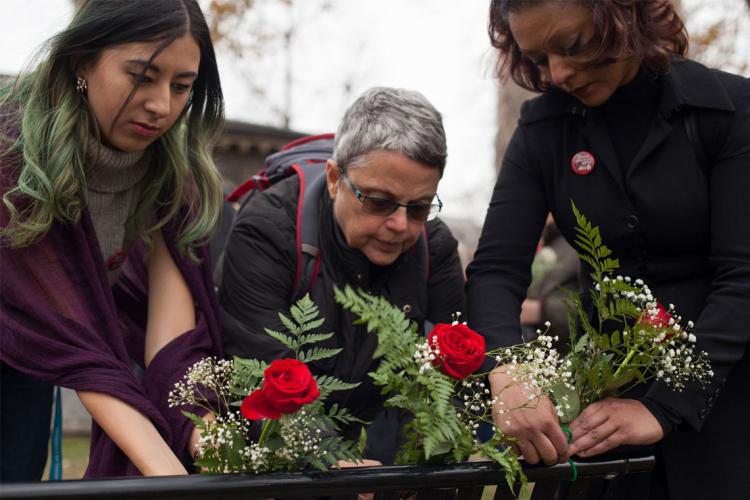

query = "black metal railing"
[0, 456, 655, 500]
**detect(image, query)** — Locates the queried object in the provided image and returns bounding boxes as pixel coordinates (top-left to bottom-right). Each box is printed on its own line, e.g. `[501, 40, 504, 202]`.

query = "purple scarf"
[1, 158, 223, 477]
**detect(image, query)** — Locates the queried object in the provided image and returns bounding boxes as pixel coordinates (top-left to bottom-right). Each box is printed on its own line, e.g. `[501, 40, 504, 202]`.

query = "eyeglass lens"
[361, 197, 436, 221]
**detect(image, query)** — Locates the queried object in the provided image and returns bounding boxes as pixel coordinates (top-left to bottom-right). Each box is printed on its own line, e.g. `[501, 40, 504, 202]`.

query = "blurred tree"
[202, 0, 334, 128]
[682, 0, 749, 75]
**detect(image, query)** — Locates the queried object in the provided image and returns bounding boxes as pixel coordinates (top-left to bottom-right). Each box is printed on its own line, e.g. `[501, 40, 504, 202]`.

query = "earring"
[75, 76, 88, 94]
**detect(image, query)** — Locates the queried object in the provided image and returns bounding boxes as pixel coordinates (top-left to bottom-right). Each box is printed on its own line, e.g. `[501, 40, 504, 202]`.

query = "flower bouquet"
[335, 287, 525, 489]
[490, 202, 713, 424]
[169, 295, 364, 473]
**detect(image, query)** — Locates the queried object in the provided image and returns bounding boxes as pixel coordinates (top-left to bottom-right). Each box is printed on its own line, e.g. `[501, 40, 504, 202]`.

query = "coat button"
[402, 304, 412, 314]
[627, 215, 639, 229]
[699, 408, 707, 420]
[707, 396, 715, 407]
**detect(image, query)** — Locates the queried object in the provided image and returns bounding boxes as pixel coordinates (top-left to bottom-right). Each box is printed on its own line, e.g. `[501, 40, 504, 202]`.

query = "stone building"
[213, 119, 306, 192]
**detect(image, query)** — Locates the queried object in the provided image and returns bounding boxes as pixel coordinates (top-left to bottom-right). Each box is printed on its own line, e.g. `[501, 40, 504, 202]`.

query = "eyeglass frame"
[337, 168, 443, 222]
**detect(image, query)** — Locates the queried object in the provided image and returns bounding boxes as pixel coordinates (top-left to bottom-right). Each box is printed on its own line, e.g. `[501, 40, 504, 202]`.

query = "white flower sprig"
[487, 202, 714, 424]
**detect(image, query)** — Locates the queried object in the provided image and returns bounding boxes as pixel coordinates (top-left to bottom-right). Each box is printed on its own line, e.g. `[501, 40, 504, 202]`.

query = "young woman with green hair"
[0, 0, 225, 478]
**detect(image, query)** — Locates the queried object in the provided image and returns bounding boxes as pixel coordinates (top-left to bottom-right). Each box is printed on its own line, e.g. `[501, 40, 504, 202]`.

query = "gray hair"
[333, 87, 447, 176]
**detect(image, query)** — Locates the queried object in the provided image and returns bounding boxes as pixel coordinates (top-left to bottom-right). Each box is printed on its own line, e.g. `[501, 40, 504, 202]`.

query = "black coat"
[219, 175, 466, 458]
[467, 58, 750, 499]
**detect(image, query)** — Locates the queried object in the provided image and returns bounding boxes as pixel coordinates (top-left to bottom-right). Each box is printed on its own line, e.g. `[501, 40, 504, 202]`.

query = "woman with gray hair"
[218, 87, 465, 463]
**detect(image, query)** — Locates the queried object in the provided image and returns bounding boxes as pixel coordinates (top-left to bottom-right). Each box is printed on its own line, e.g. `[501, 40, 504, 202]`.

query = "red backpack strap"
[225, 173, 270, 202]
[290, 162, 328, 302]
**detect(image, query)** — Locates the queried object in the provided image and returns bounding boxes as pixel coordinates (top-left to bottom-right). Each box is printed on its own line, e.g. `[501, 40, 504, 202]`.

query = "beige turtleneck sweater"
[84, 137, 151, 285]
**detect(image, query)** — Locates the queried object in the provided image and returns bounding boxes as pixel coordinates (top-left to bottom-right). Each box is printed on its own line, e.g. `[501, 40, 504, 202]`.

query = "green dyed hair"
[0, 0, 224, 260]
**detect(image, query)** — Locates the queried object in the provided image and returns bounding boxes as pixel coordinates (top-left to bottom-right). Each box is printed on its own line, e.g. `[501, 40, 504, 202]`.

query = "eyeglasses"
[340, 171, 443, 222]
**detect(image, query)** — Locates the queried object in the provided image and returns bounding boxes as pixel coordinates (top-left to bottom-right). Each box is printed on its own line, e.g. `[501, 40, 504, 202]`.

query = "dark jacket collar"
[666, 57, 735, 112]
[518, 57, 735, 126]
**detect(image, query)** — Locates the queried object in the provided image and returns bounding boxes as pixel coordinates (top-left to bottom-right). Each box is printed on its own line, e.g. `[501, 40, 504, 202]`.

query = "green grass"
[43, 435, 90, 481]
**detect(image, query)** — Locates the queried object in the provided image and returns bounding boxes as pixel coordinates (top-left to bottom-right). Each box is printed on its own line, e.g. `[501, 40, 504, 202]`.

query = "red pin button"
[571, 151, 595, 176]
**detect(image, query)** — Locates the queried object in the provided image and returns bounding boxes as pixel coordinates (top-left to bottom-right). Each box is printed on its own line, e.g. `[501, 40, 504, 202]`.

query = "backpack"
[214, 133, 430, 302]
[681, 100, 733, 176]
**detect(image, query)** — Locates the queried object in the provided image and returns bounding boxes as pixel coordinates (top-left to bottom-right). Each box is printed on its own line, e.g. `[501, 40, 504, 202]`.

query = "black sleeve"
[218, 192, 297, 362]
[643, 75, 750, 431]
[466, 121, 549, 356]
[425, 218, 466, 324]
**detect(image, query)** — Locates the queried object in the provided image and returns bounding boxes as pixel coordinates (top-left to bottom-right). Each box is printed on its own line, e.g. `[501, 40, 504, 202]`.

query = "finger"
[577, 429, 623, 457]
[518, 439, 541, 465]
[529, 432, 561, 466]
[569, 419, 618, 456]
[542, 421, 571, 463]
[569, 402, 607, 437]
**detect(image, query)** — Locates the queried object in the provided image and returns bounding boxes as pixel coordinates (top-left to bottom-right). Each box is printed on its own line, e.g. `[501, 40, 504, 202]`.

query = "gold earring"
[75, 76, 88, 93]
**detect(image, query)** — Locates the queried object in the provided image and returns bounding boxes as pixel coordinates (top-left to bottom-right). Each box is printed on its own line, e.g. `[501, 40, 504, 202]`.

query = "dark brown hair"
[489, 0, 688, 92]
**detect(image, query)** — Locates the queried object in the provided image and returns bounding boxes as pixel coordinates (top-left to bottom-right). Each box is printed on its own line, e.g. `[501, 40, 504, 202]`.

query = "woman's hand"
[335, 460, 382, 500]
[489, 368, 569, 465]
[336, 459, 382, 468]
[568, 398, 664, 457]
[520, 298, 542, 325]
[188, 411, 216, 460]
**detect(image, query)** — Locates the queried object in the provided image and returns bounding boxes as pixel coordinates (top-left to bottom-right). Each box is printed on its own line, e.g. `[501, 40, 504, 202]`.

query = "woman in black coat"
[466, 1, 750, 498]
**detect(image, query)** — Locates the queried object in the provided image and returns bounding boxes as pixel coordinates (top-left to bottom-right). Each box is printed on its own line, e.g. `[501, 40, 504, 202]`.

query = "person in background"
[467, 0, 750, 498]
[1, 0, 224, 478]
[521, 215, 579, 343]
[219, 87, 466, 464]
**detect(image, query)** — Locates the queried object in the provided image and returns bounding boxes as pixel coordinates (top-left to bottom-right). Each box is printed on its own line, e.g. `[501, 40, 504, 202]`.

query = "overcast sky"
[1, 1, 748, 225]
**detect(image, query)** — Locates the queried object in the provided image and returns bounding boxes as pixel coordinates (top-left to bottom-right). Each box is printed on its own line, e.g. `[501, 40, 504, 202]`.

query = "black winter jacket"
[219, 174, 466, 432]
[467, 58, 750, 499]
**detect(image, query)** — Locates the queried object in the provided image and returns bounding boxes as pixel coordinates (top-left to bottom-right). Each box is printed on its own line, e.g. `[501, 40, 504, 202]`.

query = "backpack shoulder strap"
[682, 106, 733, 176]
[415, 225, 430, 282]
[290, 162, 327, 302]
[683, 110, 709, 174]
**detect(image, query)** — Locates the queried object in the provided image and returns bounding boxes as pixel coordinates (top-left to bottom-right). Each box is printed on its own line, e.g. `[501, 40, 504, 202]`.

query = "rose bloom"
[428, 323, 486, 379]
[241, 359, 320, 420]
[645, 303, 672, 327]
[637, 303, 675, 342]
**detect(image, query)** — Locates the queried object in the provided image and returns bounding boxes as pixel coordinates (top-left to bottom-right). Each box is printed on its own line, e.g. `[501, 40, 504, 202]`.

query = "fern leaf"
[299, 347, 343, 363]
[264, 328, 297, 350]
[278, 313, 300, 337]
[297, 332, 334, 347]
[301, 318, 326, 333]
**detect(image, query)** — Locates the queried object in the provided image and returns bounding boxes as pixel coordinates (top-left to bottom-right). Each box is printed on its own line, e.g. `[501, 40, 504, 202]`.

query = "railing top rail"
[0, 457, 655, 500]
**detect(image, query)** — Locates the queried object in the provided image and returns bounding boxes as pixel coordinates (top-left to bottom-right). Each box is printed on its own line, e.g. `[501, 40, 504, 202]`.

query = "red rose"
[241, 359, 320, 420]
[644, 303, 672, 328]
[428, 323, 485, 379]
[637, 303, 674, 341]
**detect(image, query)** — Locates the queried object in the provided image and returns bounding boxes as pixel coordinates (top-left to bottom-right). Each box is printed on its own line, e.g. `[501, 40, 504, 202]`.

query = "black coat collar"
[518, 57, 735, 126]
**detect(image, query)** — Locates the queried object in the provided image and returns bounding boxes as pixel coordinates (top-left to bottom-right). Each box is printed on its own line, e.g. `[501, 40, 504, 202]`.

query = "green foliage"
[299, 346, 343, 363]
[336, 285, 526, 487]
[262, 294, 338, 362]
[315, 375, 360, 400]
[232, 357, 267, 396]
[174, 294, 365, 474]
[571, 201, 620, 282]
[558, 201, 711, 417]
